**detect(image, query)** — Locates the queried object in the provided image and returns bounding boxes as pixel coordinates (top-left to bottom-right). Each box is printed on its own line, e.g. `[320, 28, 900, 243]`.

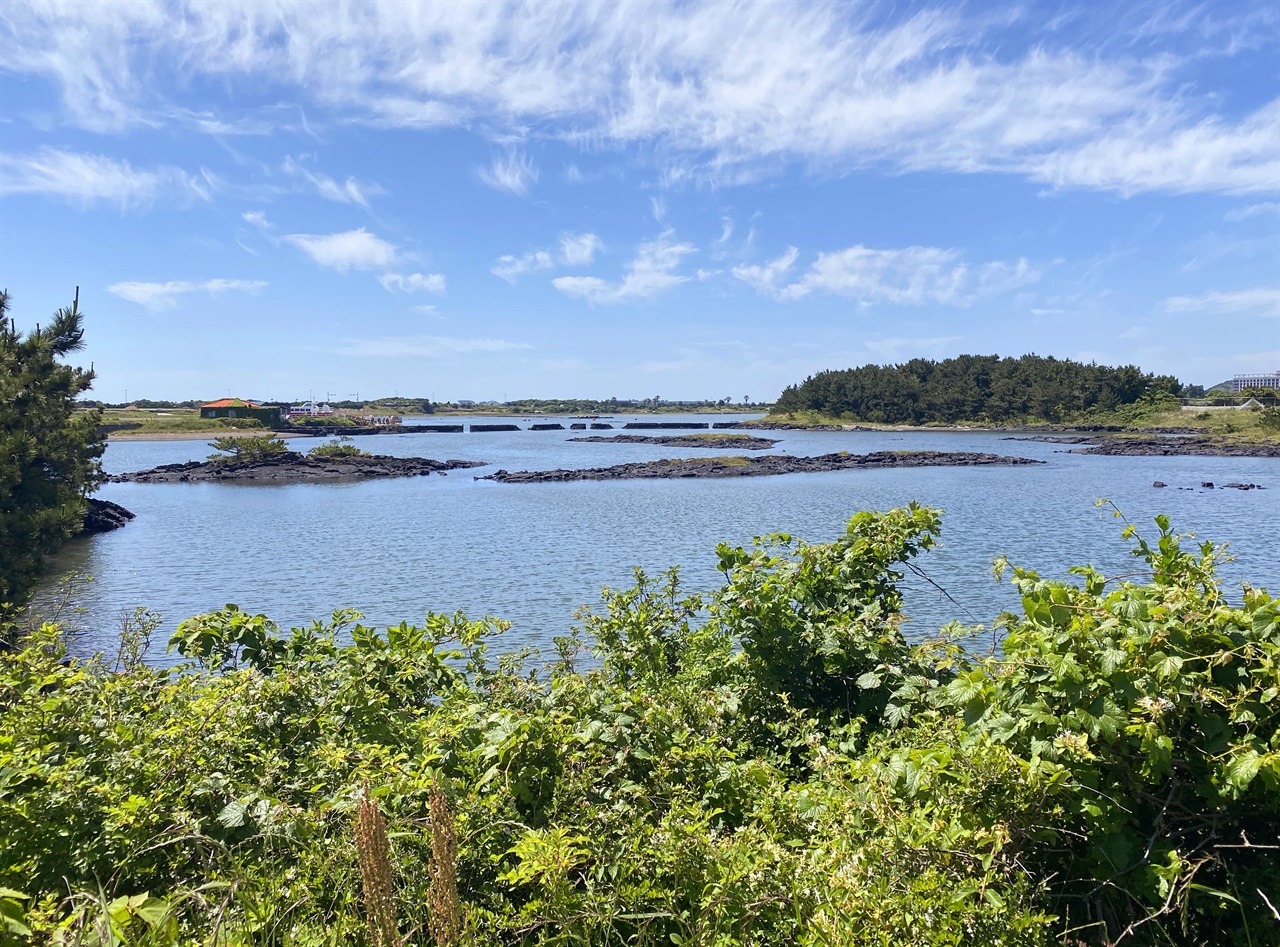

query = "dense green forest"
[2, 507, 1277, 945]
[774, 355, 1183, 425]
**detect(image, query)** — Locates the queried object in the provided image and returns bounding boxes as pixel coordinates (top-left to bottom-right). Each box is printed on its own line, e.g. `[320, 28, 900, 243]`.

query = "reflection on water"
[38, 415, 1280, 664]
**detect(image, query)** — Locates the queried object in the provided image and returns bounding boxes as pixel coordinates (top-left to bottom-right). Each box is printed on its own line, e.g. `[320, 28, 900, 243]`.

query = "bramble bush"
[0, 506, 1276, 945]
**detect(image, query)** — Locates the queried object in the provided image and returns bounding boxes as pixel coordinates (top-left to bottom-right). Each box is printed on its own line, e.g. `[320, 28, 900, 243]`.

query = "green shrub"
[206, 435, 293, 463]
[307, 437, 368, 458]
[1, 509, 1275, 944]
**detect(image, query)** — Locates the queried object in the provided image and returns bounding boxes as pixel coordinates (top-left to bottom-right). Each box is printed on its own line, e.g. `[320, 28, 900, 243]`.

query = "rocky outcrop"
[79, 498, 135, 534]
[530, 423, 566, 431]
[480, 450, 1043, 484]
[567, 433, 779, 450]
[469, 424, 520, 432]
[1068, 437, 1280, 458]
[110, 452, 484, 484]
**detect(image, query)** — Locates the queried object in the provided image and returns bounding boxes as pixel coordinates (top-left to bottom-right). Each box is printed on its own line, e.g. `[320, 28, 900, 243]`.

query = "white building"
[289, 401, 335, 417]
[1231, 372, 1280, 392]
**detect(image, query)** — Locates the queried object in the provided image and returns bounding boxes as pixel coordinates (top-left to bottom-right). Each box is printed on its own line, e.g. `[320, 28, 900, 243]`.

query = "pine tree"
[0, 288, 105, 608]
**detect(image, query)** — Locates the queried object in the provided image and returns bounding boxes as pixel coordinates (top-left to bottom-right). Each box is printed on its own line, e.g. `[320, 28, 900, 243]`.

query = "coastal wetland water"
[42, 415, 1280, 664]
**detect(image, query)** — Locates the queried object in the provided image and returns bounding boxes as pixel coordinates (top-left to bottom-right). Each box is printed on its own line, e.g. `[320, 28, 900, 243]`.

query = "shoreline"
[106, 430, 311, 442]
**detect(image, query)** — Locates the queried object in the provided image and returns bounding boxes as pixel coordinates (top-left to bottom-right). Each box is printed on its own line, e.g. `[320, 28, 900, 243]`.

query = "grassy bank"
[762, 403, 1280, 442]
[2, 507, 1277, 945]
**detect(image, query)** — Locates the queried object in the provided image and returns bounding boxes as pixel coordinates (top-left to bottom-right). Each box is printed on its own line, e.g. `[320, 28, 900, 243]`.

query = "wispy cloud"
[1225, 201, 1280, 222]
[6, 3, 1274, 195]
[0, 148, 211, 210]
[553, 231, 696, 304]
[379, 272, 446, 293]
[731, 247, 800, 296]
[865, 336, 962, 359]
[282, 156, 381, 206]
[492, 250, 554, 283]
[340, 335, 532, 357]
[107, 278, 266, 310]
[1163, 288, 1280, 317]
[734, 244, 1038, 305]
[559, 232, 602, 266]
[284, 228, 399, 271]
[479, 150, 538, 196]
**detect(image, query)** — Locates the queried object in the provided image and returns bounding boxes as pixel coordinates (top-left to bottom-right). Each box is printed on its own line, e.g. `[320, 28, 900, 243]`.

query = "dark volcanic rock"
[590, 423, 614, 430]
[79, 498, 135, 534]
[470, 423, 520, 432]
[530, 423, 566, 431]
[480, 450, 1043, 484]
[1069, 437, 1280, 458]
[1004, 435, 1102, 444]
[567, 433, 779, 450]
[109, 452, 484, 484]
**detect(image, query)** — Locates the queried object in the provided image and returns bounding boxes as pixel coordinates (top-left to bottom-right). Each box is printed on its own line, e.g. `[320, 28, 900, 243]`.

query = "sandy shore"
[107, 430, 310, 442]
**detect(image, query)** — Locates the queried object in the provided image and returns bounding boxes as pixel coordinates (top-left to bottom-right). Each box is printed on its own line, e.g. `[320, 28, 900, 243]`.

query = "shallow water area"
[39, 415, 1280, 664]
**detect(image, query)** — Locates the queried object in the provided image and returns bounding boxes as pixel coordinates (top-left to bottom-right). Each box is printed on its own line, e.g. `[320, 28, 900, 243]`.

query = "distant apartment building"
[1231, 372, 1280, 392]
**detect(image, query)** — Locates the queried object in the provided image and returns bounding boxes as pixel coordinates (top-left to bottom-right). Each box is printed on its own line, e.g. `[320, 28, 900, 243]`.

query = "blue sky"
[1, 1, 1277, 403]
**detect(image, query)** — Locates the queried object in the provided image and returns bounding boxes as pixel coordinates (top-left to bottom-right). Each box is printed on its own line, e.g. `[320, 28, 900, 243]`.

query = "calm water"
[39, 415, 1280, 663]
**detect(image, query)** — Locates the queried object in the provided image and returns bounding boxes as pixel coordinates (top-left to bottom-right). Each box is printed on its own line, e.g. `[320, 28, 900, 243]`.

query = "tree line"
[774, 354, 1183, 424]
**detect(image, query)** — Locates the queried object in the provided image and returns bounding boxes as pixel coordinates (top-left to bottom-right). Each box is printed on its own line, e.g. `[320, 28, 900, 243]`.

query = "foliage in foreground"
[1, 507, 1278, 946]
[0, 289, 105, 612]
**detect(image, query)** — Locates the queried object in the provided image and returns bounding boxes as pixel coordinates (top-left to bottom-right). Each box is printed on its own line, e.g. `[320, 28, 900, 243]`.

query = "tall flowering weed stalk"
[355, 784, 400, 947]
[428, 785, 462, 946]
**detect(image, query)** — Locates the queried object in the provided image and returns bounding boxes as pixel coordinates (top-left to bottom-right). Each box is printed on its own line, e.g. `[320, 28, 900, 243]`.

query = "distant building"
[289, 401, 335, 417]
[358, 414, 401, 426]
[1232, 372, 1280, 391]
[200, 398, 285, 425]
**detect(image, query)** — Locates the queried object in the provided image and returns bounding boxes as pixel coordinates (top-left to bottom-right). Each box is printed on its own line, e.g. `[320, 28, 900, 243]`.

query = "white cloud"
[242, 210, 270, 228]
[379, 272, 446, 294]
[0, 147, 210, 210]
[107, 278, 266, 310]
[552, 231, 696, 304]
[731, 247, 800, 295]
[282, 156, 381, 206]
[734, 244, 1038, 305]
[1030, 99, 1280, 196]
[491, 250, 554, 282]
[341, 335, 533, 357]
[1163, 288, 1280, 317]
[479, 151, 538, 196]
[4, 3, 1274, 195]
[284, 228, 399, 271]
[559, 232, 602, 266]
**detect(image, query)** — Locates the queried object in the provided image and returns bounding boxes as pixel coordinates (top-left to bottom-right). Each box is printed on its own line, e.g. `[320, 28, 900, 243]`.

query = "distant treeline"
[775, 354, 1182, 424]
